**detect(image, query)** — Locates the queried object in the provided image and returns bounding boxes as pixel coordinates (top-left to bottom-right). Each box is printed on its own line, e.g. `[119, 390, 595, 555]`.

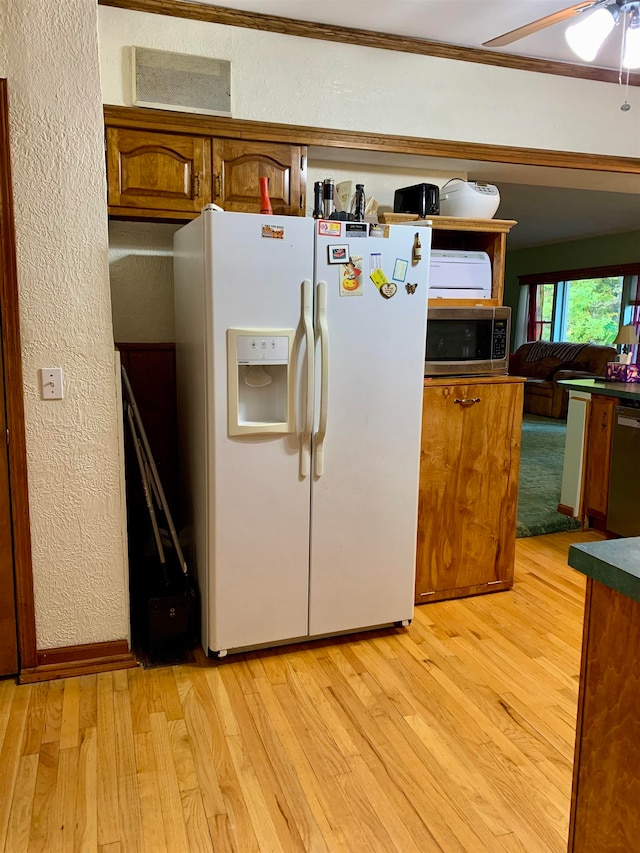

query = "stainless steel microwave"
[424, 306, 511, 376]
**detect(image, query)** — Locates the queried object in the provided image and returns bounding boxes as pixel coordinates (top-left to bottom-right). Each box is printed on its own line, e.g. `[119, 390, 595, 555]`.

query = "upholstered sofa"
[510, 340, 617, 418]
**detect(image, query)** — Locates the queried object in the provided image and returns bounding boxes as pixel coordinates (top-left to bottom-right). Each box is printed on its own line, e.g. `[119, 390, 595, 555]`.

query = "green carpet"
[517, 414, 582, 538]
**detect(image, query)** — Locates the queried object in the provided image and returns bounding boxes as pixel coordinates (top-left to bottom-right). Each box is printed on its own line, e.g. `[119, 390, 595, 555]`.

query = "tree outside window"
[520, 263, 639, 348]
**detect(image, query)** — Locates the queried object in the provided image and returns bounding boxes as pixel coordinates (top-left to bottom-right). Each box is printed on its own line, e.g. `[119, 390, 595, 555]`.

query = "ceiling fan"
[483, 0, 640, 68]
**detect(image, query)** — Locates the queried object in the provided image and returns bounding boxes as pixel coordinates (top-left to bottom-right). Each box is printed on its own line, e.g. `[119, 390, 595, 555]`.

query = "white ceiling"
[188, 0, 640, 249]
[190, 0, 634, 71]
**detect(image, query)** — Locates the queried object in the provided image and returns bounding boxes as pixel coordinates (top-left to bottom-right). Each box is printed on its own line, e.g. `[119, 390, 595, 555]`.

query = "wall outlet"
[40, 367, 64, 400]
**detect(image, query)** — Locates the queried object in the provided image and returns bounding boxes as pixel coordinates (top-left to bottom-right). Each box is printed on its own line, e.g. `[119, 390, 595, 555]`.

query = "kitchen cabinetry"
[583, 393, 616, 526]
[415, 375, 524, 604]
[213, 138, 305, 215]
[380, 213, 516, 305]
[567, 541, 640, 852]
[106, 128, 212, 218]
[106, 125, 306, 220]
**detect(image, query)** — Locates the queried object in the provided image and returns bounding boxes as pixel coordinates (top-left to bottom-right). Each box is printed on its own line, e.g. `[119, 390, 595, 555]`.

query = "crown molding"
[98, 0, 640, 87]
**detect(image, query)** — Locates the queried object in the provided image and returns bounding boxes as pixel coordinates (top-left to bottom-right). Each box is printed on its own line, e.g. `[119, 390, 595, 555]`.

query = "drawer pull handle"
[454, 397, 481, 405]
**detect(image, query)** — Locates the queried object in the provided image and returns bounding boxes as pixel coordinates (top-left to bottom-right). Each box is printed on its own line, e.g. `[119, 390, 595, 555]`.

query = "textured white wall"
[1, 1, 129, 648]
[109, 222, 178, 342]
[98, 6, 640, 157]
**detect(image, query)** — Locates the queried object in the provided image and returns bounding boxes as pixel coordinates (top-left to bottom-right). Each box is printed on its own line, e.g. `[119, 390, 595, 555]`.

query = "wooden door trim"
[104, 105, 640, 177]
[97, 0, 640, 87]
[0, 79, 37, 671]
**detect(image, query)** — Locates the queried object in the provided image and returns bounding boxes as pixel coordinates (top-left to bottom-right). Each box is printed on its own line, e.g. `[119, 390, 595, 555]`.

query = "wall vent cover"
[132, 47, 231, 117]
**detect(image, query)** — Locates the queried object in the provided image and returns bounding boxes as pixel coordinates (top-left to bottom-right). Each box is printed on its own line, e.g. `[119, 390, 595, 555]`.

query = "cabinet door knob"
[454, 397, 481, 405]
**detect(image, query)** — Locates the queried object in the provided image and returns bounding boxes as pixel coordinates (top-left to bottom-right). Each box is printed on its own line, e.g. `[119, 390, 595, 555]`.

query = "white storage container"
[429, 249, 492, 299]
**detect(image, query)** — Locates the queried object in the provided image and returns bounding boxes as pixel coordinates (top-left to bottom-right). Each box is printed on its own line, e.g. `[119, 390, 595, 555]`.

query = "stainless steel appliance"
[607, 403, 640, 537]
[424, 305, 510, 376]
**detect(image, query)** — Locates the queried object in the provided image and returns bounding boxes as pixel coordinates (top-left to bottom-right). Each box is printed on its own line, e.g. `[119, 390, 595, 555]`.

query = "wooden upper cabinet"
[106, 128, 212, 217]
[213, 138, 306, 216]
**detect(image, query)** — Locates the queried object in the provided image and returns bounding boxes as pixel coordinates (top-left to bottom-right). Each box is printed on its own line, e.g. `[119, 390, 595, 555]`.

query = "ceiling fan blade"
[482, 1, 598, 47]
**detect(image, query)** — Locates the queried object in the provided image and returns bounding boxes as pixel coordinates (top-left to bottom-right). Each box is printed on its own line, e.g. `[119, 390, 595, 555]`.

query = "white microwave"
[424, 306, 511, 376]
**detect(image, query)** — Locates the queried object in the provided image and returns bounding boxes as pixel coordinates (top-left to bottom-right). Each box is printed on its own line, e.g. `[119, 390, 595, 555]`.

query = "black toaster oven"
[393, 183, 440, 217]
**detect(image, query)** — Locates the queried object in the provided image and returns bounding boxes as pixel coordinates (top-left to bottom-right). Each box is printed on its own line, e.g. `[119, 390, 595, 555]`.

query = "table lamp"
[613, 324, 639, 364]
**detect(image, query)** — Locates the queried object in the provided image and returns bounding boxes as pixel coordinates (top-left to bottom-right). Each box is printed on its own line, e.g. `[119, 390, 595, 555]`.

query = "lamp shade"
[623, 22, 640, 69]
[565, 7, 617, 61]
[614, 324, 640, 345]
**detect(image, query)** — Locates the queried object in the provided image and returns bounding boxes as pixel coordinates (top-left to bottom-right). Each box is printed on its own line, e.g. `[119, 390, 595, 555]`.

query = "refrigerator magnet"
[345, 223, 368, 238]
[340, 256, 363, 296]
[392, 259, 408, 282]
[318, 221, 342, 237]
[328, 244, 348, 264]
[370, 267, 397, 299]
[261, 225, 284, 239]
[369, 223, 389, 238]
[405, 283, 418, 295]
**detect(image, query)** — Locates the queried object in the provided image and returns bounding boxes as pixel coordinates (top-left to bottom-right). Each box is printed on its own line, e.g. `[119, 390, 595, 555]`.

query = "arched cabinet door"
[106, 128, 212, 217]
[213, 138, 306, 216]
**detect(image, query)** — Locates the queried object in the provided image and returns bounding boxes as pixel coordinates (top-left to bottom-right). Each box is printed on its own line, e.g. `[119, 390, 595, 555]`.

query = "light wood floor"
[0, 529, 603, 853]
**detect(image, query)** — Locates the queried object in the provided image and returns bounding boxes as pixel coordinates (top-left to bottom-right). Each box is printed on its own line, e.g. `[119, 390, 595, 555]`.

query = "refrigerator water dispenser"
[227, 329, 295, 435]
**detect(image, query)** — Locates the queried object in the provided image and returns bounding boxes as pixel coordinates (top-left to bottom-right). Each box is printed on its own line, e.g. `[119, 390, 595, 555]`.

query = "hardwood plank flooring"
[0, 529, 601, 852]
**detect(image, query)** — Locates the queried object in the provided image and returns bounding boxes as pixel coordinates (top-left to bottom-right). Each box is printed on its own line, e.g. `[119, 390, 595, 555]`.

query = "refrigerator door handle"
[300, 279, 314, 477]
[314, 280, 329, 477]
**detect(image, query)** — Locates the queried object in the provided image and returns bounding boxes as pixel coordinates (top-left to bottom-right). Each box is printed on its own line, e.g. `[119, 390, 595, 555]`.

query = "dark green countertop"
[558, 378, 640, 401]
[569, 538, 640, 603]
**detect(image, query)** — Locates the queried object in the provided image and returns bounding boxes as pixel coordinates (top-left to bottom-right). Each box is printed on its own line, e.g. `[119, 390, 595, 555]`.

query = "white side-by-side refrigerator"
[174, 206, 431, 656]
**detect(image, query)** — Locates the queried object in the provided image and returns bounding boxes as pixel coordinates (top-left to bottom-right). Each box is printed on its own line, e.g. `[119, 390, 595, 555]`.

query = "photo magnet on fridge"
[328, 244, 348, 264]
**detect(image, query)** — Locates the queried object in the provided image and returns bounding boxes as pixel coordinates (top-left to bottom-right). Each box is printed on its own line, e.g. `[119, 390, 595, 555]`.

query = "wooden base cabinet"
[583, 393, 616, 526]
[569, 577, 640, 852]
[415, 376, 524, 604]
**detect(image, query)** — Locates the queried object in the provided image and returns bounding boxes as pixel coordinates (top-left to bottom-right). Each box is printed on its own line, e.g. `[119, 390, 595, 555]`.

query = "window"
[533, 276, 624, 344]
[519, 263, 640, 345]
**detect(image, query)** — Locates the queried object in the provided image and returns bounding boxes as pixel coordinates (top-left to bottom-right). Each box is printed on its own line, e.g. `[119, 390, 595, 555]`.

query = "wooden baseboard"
[557, 503, 576, 517]
[415, 579, 513, 605]
[19, 639, 138, 683]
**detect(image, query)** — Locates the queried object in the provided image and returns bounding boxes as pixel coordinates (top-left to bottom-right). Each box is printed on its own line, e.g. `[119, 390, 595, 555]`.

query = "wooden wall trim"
[0, 80, 37, 671]
[103, 105, 640, 176]
[518, 261, 640, 286]
[19, 639, 138, 683]
[98, 0, 640, 87]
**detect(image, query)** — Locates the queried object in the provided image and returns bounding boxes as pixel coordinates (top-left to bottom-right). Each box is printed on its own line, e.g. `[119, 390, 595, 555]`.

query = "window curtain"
[513, 285, 530, 349]
[527, 283, 538, 342]
[631, 281, 640, 364]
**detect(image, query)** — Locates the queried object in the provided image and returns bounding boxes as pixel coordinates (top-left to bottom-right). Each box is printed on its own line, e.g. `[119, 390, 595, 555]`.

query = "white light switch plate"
[40, 367, 64, 400]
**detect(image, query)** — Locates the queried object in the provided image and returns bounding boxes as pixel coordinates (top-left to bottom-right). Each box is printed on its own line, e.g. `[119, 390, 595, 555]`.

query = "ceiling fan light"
[623, 20, 640, 68]
[565, 7, 617, 61]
